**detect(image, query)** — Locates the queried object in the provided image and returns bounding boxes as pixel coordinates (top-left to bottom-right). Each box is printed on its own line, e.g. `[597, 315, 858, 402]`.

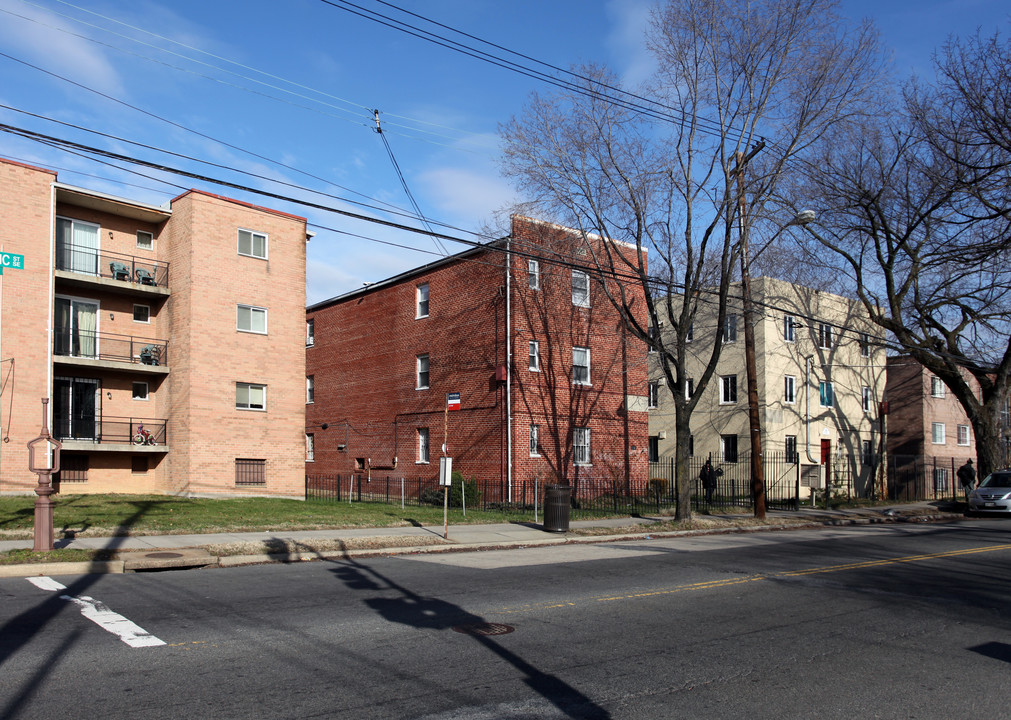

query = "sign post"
[27, 398, 61, 552]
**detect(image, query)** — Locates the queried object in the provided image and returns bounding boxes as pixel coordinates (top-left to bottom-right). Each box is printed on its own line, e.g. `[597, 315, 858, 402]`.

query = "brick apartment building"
[0, 156, 309, 497]
[305, 215, 649, 501]
[648, 277, 885, 495]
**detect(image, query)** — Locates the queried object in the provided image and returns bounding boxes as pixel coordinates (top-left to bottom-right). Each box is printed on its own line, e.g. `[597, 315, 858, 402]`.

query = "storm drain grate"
[452, 623, 515, 636]
[144, 552, 184, 559]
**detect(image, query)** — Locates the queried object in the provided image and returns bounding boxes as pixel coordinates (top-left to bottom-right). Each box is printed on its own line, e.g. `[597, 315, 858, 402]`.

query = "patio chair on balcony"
[110, 261, 130, 281]
[139, 344, 160, 366]
[135, 267, 155, 285]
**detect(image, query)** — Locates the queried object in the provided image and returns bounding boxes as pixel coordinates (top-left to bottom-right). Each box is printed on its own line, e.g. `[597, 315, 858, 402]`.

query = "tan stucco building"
[648, 277, 885, 495]
[0, 157, 308, 497]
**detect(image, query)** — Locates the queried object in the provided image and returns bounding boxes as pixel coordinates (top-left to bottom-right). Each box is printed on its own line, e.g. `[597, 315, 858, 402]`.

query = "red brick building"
[305, 216, 649, 501]
[0, 156, 309, 497]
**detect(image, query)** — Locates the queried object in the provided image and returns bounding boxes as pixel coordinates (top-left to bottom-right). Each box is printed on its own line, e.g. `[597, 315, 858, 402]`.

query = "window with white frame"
[860, 332, 871, 358]
[529, 424, 540, 456]
[862, 386, 872, 412]
[783, 315, 797, 342]
[136, 230, 153, 250]
[721, 434, 738, 462]
[784, 375, 796, 404]
[686, 322, 694, 343]
[55, 217, 99, 275]
[819, 381, 834, 407]
[931, 375, 945, 398]
[416, 283, 429, 318]
[721, 375, 737, 404]
[416, 354, 430, 389]
[785, 435, 798, 462]
[648, 324, 658, 353]
[572, 346, 591, 385]
[862, 439, 874, 465]
[237, 305, 267, 334]
[648, 381, 660, 408]
[237, 228, 267, 259]
[723, 314, 738, 343]
[818, 323, 833, 349]
[933, 467, 949, 492]
[133, 304, 150, 323]
[306, 375, 314, 404]
[932, 422, 946, 444]
[236, 382, 266, 410]
[528, 260, 540, 290]
[571, 270, 590, 307]
[573, 427, 591, 465]
[528, 341, 540, 371]
[685, 377, 694, 400]
[305, 433, 315, 462]
[417, 428, 430, 463]
[306, 318, 315, 347]
[132, 381, 148, 401]
[958, 424, 971, 446]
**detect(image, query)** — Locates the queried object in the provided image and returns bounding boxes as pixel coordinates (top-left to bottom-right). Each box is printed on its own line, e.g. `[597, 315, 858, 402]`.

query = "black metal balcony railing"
[54, 415, 167, 445]
[54, 329, 168, 366]
[56, 244, 169, 287]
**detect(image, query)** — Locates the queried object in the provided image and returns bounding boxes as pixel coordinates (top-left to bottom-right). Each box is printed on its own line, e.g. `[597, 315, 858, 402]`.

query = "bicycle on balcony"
[133, 424, 157, 445]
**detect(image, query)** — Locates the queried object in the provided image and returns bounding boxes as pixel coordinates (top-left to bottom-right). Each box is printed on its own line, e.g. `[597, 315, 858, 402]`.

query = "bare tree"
[793, 30, 1011, 478]
[501, 0, 885, 518]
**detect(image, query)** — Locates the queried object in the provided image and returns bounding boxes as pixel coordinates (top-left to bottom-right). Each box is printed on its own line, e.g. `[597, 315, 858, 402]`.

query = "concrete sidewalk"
[0, 501, 965, 577]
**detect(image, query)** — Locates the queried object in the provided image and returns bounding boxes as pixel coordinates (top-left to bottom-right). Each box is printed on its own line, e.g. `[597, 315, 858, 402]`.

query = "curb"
[0, 511, 966, 578]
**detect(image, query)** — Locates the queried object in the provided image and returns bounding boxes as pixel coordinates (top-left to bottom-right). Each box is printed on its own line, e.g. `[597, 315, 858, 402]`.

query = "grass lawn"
[0, 494, 529, 539]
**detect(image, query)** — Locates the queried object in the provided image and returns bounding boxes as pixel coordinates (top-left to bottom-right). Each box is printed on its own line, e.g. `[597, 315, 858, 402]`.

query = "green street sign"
[0, 252, 25, 275]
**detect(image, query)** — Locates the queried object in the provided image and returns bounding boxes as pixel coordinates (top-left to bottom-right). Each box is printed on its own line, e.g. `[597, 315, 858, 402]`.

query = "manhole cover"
[145, 552, 184, 559]
[452, 623, 515, 636]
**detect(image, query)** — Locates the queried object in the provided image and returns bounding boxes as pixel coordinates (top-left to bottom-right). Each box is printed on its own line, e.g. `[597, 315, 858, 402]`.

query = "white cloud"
[419, 166, 518, 227]
[604, 0, 655, 87]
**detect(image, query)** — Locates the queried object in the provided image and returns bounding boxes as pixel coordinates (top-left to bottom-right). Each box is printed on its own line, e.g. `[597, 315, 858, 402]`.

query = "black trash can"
[543, 483, 571, 533]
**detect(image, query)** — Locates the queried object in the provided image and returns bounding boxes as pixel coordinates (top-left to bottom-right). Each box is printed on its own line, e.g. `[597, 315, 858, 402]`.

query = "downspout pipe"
[505, 237, 513, 502]
[805, 355, 819, 463]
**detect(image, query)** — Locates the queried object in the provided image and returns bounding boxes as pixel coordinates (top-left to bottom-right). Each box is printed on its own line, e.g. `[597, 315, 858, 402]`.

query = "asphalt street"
[1, 518, 1009, 719]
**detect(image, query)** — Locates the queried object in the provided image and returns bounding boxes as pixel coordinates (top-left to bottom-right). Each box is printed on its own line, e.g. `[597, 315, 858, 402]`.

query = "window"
[686, 322, 694, 343]
[721, 375, 737, 404]
[648, 324, 658, 353]
[133, 304, 150, 323]
[862, 386, 872, 412]
[529, 424, 540, 456]
[648, 436, 659, 462]
[55, 217, 99, 274]
[571, 270, 590, 307]
[932, 422, 946, 445]
[236, 382, 266, 410]
[689, 434, 695, 457]
[238, 228, 267, 259]
[648, 381, 660, 408]
[306, 318, 315, 347]
[862, 439, 874, 465]
[721, 434, 738, 463]
[783, 315, 797, 342]
[136, 230, 153, 250]
[819, 381, 834, 408]
[528, 341, 540, 371]
[56, 454, 89, 484]
[131, 456, 148, 474]
[574, 427, 591, 465]
[237, 305, 267, 334]
[958, 424, 971, 446]
[784, 375, 797, 404]
[132, 382, 149, 401]
[685, 377, 695, 400]
[417, 428, 430, 464]
[818, 323, 833, 349]
[785, 435, 798, 463]
[235, 458, 266, 486]
[931, 375, 945, 398]
[860, 332, 871, 358]
[306, 375, 315, 404]
[416, 354, 430, 389]
[528, 260, 540, 290]
[723, 315, 738, 343]
[933, 467, 949, 492]
[305, 433, 315, 462]
[572, 347, 591, 385]
[416, 283, 429, 318]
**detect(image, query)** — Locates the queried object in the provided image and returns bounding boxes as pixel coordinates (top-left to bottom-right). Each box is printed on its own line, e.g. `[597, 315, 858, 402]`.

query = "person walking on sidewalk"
[700, 459, 717, 504]
[957, 459, 977, 501]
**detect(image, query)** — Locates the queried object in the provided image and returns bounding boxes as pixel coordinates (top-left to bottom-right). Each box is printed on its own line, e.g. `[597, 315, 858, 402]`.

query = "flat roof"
[54, 183, 172, 224]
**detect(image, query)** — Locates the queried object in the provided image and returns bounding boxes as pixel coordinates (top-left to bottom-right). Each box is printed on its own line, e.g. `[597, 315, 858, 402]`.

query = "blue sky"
[0, 0, 1006, 304]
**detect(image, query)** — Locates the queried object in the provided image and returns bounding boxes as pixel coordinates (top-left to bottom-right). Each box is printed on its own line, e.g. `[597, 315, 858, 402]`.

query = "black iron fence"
[53, 329, 168, 366]
[57, 243, 169, 287]
[887, 455, 969, 503]
[54, 415, 167, 445]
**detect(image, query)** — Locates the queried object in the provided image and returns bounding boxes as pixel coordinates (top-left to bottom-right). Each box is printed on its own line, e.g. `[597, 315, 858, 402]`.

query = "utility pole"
[735, 143, 767, 519]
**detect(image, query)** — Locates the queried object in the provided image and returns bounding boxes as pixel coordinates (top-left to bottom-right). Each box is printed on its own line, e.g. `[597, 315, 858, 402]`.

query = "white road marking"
[26, 576, 166, 648]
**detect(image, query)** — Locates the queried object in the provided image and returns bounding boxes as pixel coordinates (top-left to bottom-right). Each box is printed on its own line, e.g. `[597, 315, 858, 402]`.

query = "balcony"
[54, 415, 168, 452]
[53, 330, 168, 374]
[55, 244, 169, 297]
